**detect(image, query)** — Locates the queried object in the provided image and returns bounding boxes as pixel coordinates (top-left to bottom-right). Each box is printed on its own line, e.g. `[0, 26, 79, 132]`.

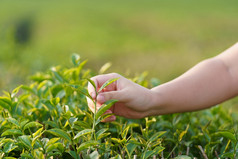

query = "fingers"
[88, 73, 121, 98]
[97, 90, 128, 104]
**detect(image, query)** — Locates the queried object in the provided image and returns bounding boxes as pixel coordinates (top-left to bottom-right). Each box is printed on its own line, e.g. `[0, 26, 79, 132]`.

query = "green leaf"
[121, 126, 130, 139]
[95, 99, 118, 120]
[41, 99, 55, 110]
[74, 129, 94, 140]
[50, 97, 60, 106]
[33, 128, 44, 139]
[69, 151, 80, 159]
[143, 150, 154, 159]
[98, 78, 119, 93]
[47, 128, 71, 143]
[21, 153, 34, 159]
[44, 121, 59, 128]
[77, 141, 99, 152]
[89, 150, 99, 159]
[213, 131, 236, 143]
[96, 128, 108, 140]
[7, 118, 20, 127]
[3, 142, 17, 153]
[148, 131, 166, 143]
[71, 53, 81, 66]
[111, 138, 122, 144]
[51, 70, 65, 83]
[18, 135, 32, 149]
[23, 122, 43, 130]
[1, 129, 23, 136]
[45, 138, 60, 149]
[0, 97, 12, 110]
[73, 121, 91, 129]
[65, 84, 93, 101]
[179, 125, 189, 142]
[11, 85, 23, 98]
[174, 155, 192, 159]
[46, 143, 64, 153]
[126, 143, 137, 156]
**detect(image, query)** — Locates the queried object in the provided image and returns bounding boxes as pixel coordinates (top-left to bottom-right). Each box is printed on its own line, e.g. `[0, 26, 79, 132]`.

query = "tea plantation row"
[0, 54, 237, 158]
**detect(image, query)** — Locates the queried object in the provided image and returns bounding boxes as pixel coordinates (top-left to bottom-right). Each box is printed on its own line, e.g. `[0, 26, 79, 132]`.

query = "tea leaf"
[86, 78, 97, 90]
[148, 131, 166, 143]
[174, 155, 192, 159]
[3, 142, 17, 153]
[52, 70, 65, 83]
[96, 128, 108, 140]
[0, 97, 11, 110]
[71, 53, 81, 66]
[21, 153, 34, 159]
[179, 125, 189, 142]
[213, 131, 236, 143]
[89, 150, 99, 159]
[121, 126, 130, 139]
[77, 141, 99, 152]
[18, 135, 32, 149]
[98, 78, 119, 93]
[74, 129, 94, 140]
[47, 128, 71, 143]
[66, 84, 93, 101]
[7, 118, 20, 127]
[95, 99, 118, 120]
[23, 122, 43, 130]
[11, 85, 23, 98]
[46, 143, 64, 153]
[1, 129, 23, 136]
[126, 143, 137, 156]
[45, 138, 60, 149]
[69, 151, 80, 159]
[143, 150, 154, 159]
[113, 154, 122, 159]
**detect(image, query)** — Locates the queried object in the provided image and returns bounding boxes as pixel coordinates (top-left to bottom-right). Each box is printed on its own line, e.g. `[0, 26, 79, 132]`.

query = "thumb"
[97, 90, 125, 104]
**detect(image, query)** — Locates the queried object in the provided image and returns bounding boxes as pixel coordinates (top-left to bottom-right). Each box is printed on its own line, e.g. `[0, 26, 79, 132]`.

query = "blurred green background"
[0, 0, 238, 108]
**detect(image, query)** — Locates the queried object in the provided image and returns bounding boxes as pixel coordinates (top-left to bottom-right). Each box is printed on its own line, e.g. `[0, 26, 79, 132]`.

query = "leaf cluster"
[0, 54, 237, 159]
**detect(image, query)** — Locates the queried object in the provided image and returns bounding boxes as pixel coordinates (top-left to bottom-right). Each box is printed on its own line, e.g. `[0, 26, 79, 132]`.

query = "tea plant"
[0, 54, 237, 159]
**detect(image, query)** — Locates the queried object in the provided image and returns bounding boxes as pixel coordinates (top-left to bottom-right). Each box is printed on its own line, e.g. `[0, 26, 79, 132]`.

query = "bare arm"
[149, 42, 238, 116]
[88, 42, 238, 121]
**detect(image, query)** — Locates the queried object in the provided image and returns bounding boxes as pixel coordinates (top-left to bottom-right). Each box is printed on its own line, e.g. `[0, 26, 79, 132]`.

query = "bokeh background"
[0, 0, 238, 108]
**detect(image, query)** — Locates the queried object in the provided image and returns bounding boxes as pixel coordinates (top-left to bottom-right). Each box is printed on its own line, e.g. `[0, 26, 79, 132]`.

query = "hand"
[87, 73, 157, 122]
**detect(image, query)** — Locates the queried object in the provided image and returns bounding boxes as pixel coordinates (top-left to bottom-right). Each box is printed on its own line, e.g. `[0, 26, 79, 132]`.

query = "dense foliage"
[0, 54, 237, 159]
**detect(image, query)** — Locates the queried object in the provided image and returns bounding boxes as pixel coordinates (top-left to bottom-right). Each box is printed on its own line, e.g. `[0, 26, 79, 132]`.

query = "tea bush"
[0, 54, 237, 159]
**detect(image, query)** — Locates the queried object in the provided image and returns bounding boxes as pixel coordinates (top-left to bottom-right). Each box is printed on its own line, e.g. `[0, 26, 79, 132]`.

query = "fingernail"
[97, 94, 105, 103]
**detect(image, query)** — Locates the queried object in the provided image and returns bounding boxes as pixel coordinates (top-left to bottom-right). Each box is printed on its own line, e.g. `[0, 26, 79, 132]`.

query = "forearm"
[149, 57, 238, 116]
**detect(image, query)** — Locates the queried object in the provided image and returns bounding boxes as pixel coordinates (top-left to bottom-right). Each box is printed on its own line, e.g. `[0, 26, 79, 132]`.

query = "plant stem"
[91, 98, 97, 141]
[166, 143, 178, 159]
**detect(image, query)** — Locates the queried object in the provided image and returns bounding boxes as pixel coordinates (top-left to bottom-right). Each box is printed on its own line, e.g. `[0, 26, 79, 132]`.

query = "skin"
[87, 42, 238, 122]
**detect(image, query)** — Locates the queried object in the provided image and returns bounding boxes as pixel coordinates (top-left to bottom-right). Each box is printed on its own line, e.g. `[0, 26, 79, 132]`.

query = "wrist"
[145, 88, 165, 117]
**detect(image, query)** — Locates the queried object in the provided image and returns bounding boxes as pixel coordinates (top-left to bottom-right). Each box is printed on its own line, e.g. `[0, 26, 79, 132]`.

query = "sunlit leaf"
[18, 135, 32, 149]
[47, 128, 71, 143]
[7, 118, 20, 127]
[95, 99, 118, 120]
[74, 129, 94, 140]
[98, 78, 119, 93]
[23, 122, 43, 130]
[1, 129, 23, 136]
[77, 141, 99, 152]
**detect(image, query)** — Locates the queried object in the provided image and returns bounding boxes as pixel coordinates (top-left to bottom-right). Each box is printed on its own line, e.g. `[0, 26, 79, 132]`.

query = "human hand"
[87, 73, 157, 122]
